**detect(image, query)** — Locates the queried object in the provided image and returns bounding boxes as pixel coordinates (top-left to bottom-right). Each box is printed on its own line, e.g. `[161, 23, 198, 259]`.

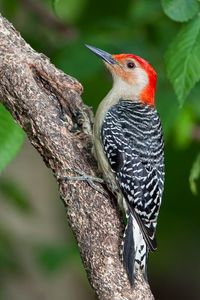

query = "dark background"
[0, 0, 200, 299]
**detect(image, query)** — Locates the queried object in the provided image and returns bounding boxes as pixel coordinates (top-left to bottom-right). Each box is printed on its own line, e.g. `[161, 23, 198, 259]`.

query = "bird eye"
[127, 61, 135, 69]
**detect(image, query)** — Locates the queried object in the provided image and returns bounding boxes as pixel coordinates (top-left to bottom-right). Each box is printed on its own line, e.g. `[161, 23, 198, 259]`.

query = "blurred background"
[0, 0, 200, 299]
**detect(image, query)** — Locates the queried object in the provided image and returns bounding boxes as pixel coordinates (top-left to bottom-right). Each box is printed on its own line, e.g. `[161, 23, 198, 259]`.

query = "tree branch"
[0, 14, 154, 300]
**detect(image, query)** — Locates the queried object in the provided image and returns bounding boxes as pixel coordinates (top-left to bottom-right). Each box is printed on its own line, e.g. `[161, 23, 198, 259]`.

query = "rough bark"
[0, 14, 154, 300]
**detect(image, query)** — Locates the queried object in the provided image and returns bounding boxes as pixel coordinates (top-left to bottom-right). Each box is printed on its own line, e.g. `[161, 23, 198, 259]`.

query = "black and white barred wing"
[117, 153, 161, 251]
[101, 113, 162, 251]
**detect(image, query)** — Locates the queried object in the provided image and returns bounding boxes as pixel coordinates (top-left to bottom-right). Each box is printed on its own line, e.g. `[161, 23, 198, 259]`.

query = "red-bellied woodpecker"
[86, 45, 165, 286]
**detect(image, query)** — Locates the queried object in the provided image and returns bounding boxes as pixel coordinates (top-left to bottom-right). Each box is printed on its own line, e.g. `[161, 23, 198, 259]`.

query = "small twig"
[192, 125, 200, 142]
[20, 0, 77, 39]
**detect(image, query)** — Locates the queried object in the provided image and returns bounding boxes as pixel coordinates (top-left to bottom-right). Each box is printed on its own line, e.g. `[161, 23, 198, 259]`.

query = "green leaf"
[189, 153, 200, 194]
[0, 104, 24, 172]
[53, 0, 87, 22]
[161, 0, 199, 22]
[165, 16, 200, 105]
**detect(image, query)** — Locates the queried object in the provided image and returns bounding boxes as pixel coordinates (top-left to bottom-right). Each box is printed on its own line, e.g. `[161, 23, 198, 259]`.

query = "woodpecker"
[86, 44, 165, 286]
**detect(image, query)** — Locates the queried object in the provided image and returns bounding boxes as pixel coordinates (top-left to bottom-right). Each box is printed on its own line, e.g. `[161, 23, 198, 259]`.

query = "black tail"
[122, 213, 148, 286]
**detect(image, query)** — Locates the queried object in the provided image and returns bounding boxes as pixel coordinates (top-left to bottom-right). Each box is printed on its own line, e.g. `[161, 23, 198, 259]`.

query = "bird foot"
[63, 169, 107, 196]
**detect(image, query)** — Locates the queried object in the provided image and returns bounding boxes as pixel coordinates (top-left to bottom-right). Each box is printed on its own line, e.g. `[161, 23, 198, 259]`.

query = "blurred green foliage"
[0, 178, 32, 212]
[0, 0, 200, 299]
[0, 229, 21, 273]
[53, 0, 88, 22]
[35, 243, 78, 273]
[190, 153, 200, 195]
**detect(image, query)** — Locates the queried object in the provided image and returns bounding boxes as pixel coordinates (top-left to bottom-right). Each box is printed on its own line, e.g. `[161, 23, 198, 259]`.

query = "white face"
[106, 58, 149, 101]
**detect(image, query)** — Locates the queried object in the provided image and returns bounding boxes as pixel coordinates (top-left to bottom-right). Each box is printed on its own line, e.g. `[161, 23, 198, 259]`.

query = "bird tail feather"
[122, 212, 148, 286]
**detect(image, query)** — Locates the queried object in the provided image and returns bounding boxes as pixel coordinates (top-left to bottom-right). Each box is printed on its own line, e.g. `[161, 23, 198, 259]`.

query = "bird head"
[86, 45, 157, 106]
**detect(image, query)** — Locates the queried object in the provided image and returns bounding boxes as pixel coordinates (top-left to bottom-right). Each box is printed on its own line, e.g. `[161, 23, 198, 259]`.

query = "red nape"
[113, 54, 157, 106]
[134, 55, 157, 106]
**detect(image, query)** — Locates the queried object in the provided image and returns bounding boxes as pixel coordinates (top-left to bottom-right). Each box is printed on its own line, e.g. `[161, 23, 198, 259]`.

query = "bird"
[85, 44, 165, 286]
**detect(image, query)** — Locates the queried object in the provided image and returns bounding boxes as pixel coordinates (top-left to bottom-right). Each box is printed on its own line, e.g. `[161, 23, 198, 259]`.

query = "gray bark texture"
[0, 14, 154, 300]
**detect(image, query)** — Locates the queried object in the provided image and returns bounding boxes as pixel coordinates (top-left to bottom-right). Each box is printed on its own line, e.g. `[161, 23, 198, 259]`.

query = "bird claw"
[63, 168, 107, 196]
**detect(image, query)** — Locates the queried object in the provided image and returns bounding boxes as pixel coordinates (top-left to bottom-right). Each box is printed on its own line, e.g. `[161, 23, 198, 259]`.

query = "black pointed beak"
[85, 44, 117, 65]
